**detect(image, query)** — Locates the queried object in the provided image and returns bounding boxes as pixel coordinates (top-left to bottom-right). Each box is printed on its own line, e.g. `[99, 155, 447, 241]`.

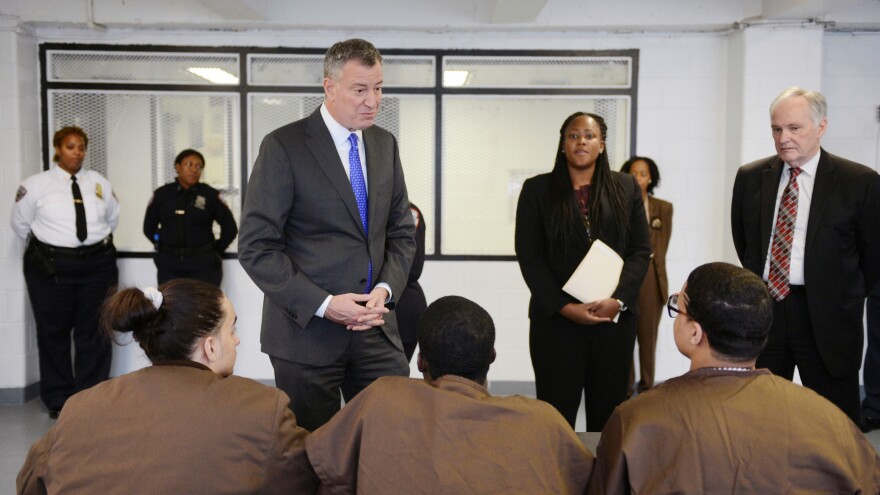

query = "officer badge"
[194, 195, 206, 210]
[15, 186, 27, 202]
[95, 183, 103, 199]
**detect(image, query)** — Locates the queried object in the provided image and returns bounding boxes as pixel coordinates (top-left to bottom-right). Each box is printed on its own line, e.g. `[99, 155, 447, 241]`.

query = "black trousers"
[863, 289, 880, 417]
[396, 281, 427, 362]
[23, 246, 117, 410]
[530, 313, 637, 432]
[756, 286, 861, 425]
[155, 250, 222, 287]
[270, 328, 409, 431]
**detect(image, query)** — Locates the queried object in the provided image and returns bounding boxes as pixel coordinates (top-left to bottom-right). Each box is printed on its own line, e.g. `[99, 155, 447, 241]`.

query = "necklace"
[708, 367, 753, 372]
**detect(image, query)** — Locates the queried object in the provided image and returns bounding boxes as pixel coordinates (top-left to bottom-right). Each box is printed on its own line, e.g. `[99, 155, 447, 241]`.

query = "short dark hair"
[101, 279, 225, 363]
[323, 38, 383, 80]
[174, 148, 205, 167]
[620, 156, 661, 195]
[684, 262, 772, 361]
[52, 126, 88, 162]
[417, 296, 495, 383]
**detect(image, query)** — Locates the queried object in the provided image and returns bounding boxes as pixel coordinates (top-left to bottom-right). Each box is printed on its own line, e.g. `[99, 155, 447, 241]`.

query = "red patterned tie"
[767, 167, 802, 301]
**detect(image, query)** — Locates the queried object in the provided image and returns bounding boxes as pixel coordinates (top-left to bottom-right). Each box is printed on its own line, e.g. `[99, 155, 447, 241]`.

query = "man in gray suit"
[239, 39, 416, 431]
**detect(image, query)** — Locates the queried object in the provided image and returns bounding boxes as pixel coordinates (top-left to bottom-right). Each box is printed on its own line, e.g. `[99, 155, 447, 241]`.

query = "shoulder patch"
[95, 183, 103, 199]
[15, 185, 27, 202]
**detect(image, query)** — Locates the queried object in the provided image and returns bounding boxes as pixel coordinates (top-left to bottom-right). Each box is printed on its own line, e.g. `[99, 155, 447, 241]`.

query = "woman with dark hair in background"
[143, 148, 237, 287]
[621, 156, 673, 395]
[11, 126, 119, 419]
[515, 112, 651, 431]
[17, 279, 316, 495]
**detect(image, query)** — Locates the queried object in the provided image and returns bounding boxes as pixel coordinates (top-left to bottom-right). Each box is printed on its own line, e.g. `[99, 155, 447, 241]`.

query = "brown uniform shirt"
[589, 368, 880, 494]
[17, 361, 317, 495]
[306, 375, 594, 494]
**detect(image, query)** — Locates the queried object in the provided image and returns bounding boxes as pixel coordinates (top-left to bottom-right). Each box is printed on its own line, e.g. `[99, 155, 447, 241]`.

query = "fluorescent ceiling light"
[187, 67, 239, 84]
[443, 70, 469, 87]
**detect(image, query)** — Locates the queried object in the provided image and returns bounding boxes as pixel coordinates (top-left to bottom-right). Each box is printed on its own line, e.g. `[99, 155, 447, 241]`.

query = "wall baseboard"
[0, 382, 40, 405]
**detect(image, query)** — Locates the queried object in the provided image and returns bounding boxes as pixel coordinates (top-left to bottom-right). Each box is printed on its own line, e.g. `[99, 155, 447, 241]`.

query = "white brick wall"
[0, 27, 39, 390]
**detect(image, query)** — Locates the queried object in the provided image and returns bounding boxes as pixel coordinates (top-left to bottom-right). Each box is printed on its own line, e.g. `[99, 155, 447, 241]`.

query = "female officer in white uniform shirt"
[11, 126, 119, 419]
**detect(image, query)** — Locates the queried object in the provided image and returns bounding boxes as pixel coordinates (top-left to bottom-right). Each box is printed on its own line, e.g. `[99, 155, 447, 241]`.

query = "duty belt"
[31, 235, 114, 259]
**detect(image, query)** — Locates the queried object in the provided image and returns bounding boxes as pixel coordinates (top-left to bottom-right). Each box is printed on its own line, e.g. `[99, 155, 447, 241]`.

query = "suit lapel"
[596, 176, 621, 251]
[648, 197, 660, 227]
[760, 158, 784, 254]
[805, 149, 836, 250]
[363, 127, 384, 237]
[304, 109, 366, 237]
[648, 197, 660, 247]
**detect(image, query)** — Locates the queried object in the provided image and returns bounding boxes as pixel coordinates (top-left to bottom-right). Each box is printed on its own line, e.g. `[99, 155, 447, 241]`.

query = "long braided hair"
[546, 112, 630, 252]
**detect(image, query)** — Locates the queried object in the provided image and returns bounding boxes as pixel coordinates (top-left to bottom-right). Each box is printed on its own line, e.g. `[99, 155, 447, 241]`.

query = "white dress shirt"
[762, 152, 820, 285]
[11, 165, 119, 247]
[320, 103, 368, 189]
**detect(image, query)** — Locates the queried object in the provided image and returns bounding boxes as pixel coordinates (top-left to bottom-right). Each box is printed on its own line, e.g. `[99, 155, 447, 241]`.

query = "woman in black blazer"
[515, 112, 651, 431]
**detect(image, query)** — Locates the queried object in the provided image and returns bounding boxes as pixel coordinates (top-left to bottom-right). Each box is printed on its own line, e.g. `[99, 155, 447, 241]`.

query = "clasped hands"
[560, 298, 620, 325]
[325, 287, 390, 331]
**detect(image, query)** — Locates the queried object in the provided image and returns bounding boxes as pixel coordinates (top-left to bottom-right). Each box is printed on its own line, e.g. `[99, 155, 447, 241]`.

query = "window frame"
[39, 43, 639, 261]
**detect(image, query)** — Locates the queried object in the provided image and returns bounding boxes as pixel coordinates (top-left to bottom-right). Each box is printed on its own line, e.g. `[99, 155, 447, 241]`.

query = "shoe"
[48, 409, 60, 420]
[860, 414, 880, 433]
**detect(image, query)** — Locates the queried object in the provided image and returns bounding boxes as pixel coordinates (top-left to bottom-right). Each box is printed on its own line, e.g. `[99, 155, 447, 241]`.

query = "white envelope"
[562, 239, 624, 303]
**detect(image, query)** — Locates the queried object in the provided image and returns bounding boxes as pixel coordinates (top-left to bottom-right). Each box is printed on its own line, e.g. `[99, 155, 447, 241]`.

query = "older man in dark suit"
[239, 38, 416, 431]
[731, 86, 880, 425]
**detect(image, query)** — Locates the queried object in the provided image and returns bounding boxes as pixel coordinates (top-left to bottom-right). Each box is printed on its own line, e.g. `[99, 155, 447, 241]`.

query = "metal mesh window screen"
[442, 56, 631, 88]
[441, 95, 630, 256]
[248, 93, 436, 254]
[43, 46, 635, 258]
[249, 54, 435, 87]
[248, 93, 324, 172]
[47, 51, 240, 85]
[49, 90, 241, 252]
[381, 56, 435, 87]
[248, 55, 324, 86]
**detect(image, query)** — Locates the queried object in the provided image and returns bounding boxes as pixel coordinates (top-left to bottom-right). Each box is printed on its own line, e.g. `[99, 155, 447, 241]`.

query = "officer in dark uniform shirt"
[143, 149, 238, 287]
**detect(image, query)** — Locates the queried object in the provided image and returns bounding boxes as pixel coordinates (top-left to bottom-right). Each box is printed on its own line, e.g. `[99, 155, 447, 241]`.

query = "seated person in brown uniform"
[17, 279, 316, 495]
[588, 262, 880, 494]
[306, 295, 594, 494]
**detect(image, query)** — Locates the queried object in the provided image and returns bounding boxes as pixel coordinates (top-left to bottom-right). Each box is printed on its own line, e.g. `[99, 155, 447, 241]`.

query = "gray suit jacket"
[239, 107, 416, 366]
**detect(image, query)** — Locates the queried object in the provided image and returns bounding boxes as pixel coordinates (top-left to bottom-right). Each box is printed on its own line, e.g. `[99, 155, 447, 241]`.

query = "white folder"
[562, 239, 624, 303]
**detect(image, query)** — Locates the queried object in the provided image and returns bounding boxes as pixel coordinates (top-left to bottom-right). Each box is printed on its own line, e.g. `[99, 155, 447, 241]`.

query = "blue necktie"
[348, 133, 372, 292]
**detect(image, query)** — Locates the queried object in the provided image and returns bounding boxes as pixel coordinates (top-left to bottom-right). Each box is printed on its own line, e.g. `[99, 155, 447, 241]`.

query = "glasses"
[667, 293, 697, 323]
[178, 161, 204, 170]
